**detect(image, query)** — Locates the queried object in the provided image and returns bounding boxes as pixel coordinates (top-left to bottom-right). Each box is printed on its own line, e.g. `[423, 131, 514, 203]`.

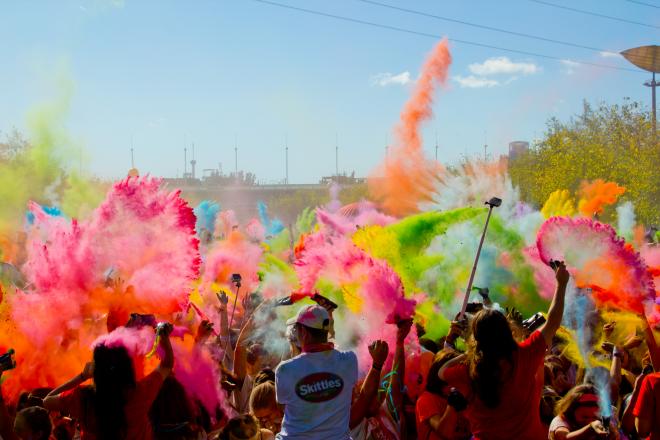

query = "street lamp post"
[621, 45, 659, 137]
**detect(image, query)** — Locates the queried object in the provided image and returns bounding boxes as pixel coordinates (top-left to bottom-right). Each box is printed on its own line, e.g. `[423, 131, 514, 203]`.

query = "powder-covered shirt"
[443, 330, 548, 440]
[633, 372, 660, 440]
[275, 349, 358, 440]
[59, 370, 165, 440]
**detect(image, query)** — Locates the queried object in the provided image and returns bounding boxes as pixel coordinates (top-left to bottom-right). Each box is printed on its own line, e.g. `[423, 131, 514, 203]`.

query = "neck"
[302, 342, 334, 353]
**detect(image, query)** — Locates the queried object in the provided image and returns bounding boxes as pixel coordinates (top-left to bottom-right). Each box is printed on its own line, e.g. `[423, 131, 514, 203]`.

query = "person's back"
[276, 349, 357, 439]
[275, 304, 358, 440]
[444, 329, 547, 440]
[633, 372, 660, 440]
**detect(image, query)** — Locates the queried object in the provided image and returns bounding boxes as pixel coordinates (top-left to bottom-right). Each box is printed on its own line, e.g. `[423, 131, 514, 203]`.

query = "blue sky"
[0, 0, 657, 183]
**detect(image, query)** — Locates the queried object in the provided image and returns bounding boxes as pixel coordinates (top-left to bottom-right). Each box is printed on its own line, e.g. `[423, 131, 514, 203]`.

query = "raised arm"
[233, 315, 255, 385]
[349, 340, 388, 429]
[390, 319, 412, 426]
[609, 346, 623, 402]
[640, 313, 660, 370]
[540, 262, 570, 347]
[155, 323, 174, 378]
[621, 374, 645, 435]
[218, 292, 230, 341]
[43, 362, 94, 412]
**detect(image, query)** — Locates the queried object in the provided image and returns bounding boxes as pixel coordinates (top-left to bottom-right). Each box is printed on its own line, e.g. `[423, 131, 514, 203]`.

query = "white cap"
[286, 304, 330, 331]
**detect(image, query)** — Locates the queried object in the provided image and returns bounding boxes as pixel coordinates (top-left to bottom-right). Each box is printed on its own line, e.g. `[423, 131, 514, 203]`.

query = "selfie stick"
[228, 277, 242, 332]
[459, 197, 502, 319]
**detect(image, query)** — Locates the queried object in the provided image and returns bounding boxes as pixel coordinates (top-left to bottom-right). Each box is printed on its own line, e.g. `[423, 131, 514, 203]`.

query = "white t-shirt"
[275, 349, 358, 440]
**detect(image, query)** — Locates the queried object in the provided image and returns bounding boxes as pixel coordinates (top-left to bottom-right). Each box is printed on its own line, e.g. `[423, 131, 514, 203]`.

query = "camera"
[447, 387, 468, 412]
[522, 312, 547, 332]
[126, 313, 157, 329]
[156, 322, 173, 336]
[486, 197, 502, 208]
[0, 349, 16, 371]
[231, 273, 242, 286]
[311, 293, 338, 311]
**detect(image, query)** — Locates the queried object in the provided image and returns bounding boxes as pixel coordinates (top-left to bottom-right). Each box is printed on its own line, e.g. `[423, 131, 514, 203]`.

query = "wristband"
[372, 364, 383, 371]
[612, 348, 624, 359]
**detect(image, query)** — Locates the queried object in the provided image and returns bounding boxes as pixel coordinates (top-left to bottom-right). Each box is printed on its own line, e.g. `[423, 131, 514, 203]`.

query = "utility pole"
[645, 71, 657, 135]
[435, 131, 439, 161]
[184, 148, 187, 178]
[234, 135, 238, 179]
[620, 45, 659, 139]
[335, 133, 339, 176]
[130, 147, 134, 169]
[285, 135, 289, 185]
[190, 143, 197, 180]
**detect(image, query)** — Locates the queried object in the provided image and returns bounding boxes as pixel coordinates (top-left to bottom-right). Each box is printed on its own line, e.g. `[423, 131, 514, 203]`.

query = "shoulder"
[260, 428, 275, 440]
[520, 330, 545, 349]
[416, 391, 440, 407]
[548, 415, 570, 432]
[337, 349, 357, 363]
[444, 362, 468, 382]
[640, 372, 660, 394]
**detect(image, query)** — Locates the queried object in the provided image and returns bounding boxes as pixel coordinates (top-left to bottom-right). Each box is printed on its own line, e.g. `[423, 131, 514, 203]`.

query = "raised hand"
[553, 261, 569, 286]
[368, 340, 389, 369]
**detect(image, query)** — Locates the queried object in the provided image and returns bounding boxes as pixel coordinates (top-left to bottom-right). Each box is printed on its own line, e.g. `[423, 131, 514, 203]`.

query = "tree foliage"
[509, 99, 659, 225]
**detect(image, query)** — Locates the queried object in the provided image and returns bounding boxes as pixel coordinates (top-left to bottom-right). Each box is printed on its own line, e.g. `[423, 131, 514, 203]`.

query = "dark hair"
[254, 368, 275, 386]
[246, 344, 265, 366]
[249, 381, 277, 413]
[467, 309, 518, 408]
[554, 384, 599, 428]
[150, 376, 197, 439]
[84, 344, 136, 440]
[217, 414, 261, 440]
[15, 406, 52, 440]
[426, 349, 460, 395]
[297, 323, 328, 343]
[419, 337, 439, 354]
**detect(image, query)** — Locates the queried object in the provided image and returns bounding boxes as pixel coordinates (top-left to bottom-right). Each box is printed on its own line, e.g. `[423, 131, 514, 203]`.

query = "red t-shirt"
[443, 330, 547, 440]
[416, 391, 471, 440]
[59, 370, 165, 440]
[633, 373, 660, 440]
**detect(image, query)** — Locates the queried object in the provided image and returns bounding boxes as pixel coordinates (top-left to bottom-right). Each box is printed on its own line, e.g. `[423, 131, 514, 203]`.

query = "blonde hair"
[249, 381, 277, 413]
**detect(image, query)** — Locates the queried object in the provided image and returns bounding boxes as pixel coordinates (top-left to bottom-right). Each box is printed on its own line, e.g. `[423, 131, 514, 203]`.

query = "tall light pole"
[285, 135, 289, 184]
[621, 45, 659, 136]
[335, 133, 339, 177]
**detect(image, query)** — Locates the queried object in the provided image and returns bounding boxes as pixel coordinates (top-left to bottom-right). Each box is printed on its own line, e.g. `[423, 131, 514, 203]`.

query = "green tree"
[509, 99, 659, 225]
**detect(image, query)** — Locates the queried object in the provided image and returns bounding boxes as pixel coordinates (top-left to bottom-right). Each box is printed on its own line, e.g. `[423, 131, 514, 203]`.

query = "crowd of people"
[0, 261, 659, 440]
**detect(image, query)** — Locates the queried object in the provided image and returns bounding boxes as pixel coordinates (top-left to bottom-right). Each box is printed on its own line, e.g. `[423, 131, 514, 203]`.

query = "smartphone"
[522, 312, 547, 332]
[311, 293, 338, 311]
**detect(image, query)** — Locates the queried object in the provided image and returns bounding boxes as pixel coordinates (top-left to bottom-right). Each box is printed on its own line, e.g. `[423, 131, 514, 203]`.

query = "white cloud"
[599, 51, 621, 59]
[453, 75, 499, 89]
[469, 57, 540, 76]
[560, 59, 580, 75]
[370, 71, 412, 87]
